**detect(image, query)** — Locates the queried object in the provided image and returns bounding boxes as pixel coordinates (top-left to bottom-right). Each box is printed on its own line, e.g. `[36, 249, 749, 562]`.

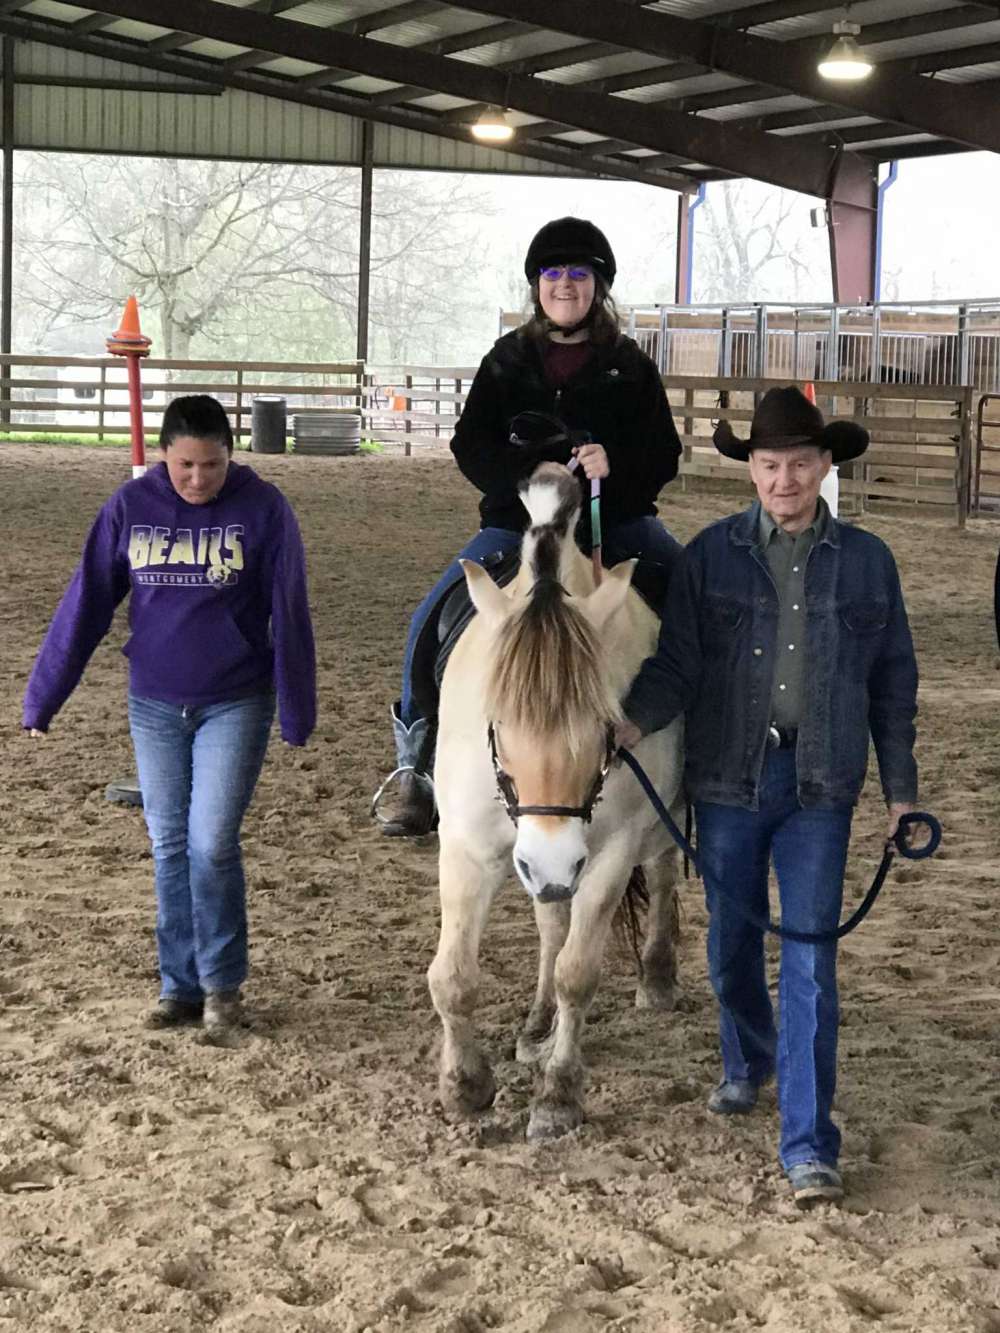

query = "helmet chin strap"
[544, 296, 597, 338]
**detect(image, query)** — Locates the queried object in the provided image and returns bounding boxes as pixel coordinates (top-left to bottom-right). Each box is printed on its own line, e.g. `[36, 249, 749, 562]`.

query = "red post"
[107, 296, 152, 478]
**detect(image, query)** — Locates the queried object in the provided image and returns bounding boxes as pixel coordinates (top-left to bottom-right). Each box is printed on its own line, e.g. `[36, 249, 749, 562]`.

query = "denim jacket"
[625, 501, 918, 810]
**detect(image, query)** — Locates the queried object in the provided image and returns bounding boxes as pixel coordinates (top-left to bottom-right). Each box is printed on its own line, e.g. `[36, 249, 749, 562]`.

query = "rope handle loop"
[892, 811, 941, 860]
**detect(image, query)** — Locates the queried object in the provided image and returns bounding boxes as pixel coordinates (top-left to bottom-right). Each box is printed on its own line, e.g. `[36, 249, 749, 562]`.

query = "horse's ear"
[461, 559, 509, 627]
[581, 559, 635, 629]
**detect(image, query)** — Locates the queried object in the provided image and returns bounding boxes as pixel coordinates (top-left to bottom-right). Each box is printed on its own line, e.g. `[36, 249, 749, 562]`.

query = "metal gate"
[974, 394, 1000, 515]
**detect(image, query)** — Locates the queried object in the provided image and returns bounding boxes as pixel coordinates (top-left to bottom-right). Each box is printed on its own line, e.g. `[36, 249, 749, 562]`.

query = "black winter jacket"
[451, 329, 682, 534]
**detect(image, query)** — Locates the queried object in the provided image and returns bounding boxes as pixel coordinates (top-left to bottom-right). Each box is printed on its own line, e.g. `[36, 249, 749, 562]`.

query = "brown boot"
[374, 769, 437, 837]
[145, 997, 203, 1030]
[371, 705, 437, 837]
[203, 990, 245, 1033]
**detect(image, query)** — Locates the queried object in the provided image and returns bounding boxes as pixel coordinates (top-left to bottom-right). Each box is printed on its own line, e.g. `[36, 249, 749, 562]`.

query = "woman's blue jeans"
[399, 515, 682, 726]
[128, 691, 275, 1003]
[695, 749, 854, 1170]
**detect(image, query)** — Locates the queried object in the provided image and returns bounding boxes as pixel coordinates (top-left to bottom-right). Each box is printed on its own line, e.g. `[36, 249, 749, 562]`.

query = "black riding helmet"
[524, 217, 617, 288]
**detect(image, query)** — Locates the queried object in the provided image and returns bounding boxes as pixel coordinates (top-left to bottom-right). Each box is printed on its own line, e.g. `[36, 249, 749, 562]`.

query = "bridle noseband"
[487, 721, 615, 825]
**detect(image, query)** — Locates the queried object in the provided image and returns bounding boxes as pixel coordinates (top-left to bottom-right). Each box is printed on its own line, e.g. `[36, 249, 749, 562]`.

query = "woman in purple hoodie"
[23, 395, 316, 1035]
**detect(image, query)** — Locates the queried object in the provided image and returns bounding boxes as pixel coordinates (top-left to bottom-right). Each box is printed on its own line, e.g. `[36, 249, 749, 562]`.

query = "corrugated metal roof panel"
[773, 115, 876, 134]
[705, 94, 809, 119]
[751, 0, 963, 40]
[854, 21, 1000, 61]
[619, 74, 744, 101]
[15, 39, 202, 87]
[21, 0, 97, 20]
[540, 53, 674, 85]
[22, 2, 176, 42]
[11, 38, 576, 175]
[936, 60, 1000, 81]
[371, 121, 572, 174]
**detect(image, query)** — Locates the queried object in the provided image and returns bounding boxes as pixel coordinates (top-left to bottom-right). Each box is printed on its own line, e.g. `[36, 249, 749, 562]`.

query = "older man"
[618, 387, 919, 1206]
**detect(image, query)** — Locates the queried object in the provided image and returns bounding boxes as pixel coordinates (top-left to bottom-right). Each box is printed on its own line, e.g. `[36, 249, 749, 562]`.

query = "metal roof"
[0, 0, 997, 199]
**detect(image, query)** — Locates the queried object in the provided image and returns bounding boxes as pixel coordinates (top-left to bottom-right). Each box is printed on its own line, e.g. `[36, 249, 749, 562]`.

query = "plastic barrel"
[251, 395, 287, 454]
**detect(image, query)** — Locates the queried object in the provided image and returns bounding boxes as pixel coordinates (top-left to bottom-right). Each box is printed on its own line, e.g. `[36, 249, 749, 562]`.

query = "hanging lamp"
[818, 16, 874, 81]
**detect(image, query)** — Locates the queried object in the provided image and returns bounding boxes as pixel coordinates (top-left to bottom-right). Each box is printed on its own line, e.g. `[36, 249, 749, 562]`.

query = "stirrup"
[370, 764, 437, 831]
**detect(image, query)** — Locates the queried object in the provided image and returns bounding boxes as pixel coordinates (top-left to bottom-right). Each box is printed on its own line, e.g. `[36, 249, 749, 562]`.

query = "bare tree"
[693, 179, 827, 304]
[14, 153, 493, 364]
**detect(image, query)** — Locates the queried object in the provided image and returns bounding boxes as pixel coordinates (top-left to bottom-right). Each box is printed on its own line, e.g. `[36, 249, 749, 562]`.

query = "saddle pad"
[408, 549, 520, 724]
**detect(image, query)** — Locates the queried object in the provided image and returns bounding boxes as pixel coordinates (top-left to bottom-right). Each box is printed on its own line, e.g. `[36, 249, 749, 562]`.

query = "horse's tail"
[613, 865, 649, 972]
[612, 864, 681, 974]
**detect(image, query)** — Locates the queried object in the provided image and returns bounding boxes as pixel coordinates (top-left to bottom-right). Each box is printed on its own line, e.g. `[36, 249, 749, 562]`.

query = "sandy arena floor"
[1, 443, 998, 1333]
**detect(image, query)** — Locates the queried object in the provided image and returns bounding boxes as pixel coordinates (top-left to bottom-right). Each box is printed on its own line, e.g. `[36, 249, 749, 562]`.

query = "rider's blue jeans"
[129, 691, 274, 1002]
[695, 748, 854, 1170]
[400, 515, 682, 726]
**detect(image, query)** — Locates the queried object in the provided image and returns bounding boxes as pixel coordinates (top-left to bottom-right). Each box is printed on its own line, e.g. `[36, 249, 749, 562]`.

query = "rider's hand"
[886, 801, 917, 843]
[572, 443, 609, 480]
[614, 719, 642, 753]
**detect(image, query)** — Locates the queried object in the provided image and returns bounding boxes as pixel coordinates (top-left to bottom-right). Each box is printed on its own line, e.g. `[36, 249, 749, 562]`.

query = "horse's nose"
[517, 853, 586, 901]
[536, 881, 575, 903]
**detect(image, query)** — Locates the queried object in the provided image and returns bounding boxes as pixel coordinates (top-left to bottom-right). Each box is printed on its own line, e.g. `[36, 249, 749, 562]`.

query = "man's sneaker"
[787, 1161, 843, 1207]
[145, 997, 203, 1030]
[707, 1078, 760, 1115]
[203, 990, 245, 1032]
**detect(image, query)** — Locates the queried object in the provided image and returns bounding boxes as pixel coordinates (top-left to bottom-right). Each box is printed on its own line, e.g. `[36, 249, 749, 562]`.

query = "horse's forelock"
[488, 530, 619, 753]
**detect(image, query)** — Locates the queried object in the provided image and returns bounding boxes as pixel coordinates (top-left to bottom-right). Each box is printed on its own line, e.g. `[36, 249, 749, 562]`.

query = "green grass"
[0, 431, 139, 446]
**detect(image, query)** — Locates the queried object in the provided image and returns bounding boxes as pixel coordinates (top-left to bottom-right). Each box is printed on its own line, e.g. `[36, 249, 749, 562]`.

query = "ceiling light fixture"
[470, 105, 514, 143]
[817, 17, 874, 81]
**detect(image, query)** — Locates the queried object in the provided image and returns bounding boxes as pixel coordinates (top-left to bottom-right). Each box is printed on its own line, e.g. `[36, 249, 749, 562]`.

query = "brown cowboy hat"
[712, 386, 869, 464]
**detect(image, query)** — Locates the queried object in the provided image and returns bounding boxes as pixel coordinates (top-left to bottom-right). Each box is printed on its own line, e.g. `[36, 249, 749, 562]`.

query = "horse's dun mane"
[487, 522, 621, 754]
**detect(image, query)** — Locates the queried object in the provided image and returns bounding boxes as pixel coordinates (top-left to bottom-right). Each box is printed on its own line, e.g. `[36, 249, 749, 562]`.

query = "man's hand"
[614, 719, 642, 752]
[572, 443, 610, 480]
[887, 801, 917, 843]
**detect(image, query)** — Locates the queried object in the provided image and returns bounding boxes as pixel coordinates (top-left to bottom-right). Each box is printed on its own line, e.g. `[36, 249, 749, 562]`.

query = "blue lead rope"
[617, 747, 941, 945]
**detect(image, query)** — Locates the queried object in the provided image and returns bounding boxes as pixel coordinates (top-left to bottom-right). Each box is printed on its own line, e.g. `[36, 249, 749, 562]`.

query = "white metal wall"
[10, 38, 570, 175]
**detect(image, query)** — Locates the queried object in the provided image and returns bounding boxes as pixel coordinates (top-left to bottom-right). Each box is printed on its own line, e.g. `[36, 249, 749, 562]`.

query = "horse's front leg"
[427, 839, 506, 1117]
[635, 845, 681, 1011]
[526, 873, 621, 1142]
[516, 899, 570, 1066]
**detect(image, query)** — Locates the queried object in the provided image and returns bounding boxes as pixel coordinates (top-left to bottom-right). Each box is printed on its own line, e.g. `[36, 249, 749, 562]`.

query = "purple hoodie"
[23, 461, 316, 746]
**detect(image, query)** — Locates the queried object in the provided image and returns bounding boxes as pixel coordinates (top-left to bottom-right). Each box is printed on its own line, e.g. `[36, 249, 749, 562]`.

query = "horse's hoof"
[526, 1101, 583, 1141]
[635, 980, 678, 1012]
[439, 1064, 496, 1117]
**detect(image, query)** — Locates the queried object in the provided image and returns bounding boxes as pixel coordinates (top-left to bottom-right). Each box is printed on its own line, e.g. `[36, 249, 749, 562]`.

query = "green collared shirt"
[758, 498, 830, 729]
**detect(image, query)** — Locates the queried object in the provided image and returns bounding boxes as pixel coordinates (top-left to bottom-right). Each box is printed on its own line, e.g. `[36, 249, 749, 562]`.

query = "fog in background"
[10, 148, 999, 368]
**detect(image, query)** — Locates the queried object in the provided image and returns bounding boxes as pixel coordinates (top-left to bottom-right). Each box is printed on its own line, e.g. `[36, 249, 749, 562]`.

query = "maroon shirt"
[542, 340, 593, 387]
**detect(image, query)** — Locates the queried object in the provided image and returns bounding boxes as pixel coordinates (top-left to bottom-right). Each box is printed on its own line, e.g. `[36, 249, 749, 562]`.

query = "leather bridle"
[487, 721, 615, 825]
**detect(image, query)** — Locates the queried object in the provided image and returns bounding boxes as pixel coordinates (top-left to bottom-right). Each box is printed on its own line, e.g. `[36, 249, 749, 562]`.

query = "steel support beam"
[77, 0, 868, 198]
[826, 155, 878, 305]
[675, 193, 691, 305]
[450, 0, 1000, 152]
[0, 12, 695, 192]
[356, 120, 373, 362]
[1, 36, 12, 428]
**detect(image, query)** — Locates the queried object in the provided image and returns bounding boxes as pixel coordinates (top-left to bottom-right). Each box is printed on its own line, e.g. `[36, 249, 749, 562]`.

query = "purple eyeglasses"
[538, 264, 594, 282]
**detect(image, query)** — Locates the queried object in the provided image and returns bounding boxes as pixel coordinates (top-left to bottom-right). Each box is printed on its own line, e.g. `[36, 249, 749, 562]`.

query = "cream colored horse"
[428, 463, 684, 1140]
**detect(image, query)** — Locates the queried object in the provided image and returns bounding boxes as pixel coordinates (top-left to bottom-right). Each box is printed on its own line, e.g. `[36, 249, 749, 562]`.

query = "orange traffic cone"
[115, 295, 142, 339]
[803, 381, 817, 405]
[107, 295, 151, 356]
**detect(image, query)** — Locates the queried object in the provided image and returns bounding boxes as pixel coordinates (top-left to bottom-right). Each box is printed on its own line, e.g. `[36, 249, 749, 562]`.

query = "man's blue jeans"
[128, 691, 275, 1002]
[399, 516, 682, 726]
[695, 749, 853, 1169]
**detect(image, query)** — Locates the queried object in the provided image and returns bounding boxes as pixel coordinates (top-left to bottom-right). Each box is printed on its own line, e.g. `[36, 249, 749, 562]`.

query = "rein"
[565, 454, 602, 586]
[488, 722, 615, 824]
[618, 747, 941, 945]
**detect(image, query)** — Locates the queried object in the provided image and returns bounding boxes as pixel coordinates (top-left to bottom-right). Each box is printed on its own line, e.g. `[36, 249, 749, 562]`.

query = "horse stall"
[1, 440, 998, 1331]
